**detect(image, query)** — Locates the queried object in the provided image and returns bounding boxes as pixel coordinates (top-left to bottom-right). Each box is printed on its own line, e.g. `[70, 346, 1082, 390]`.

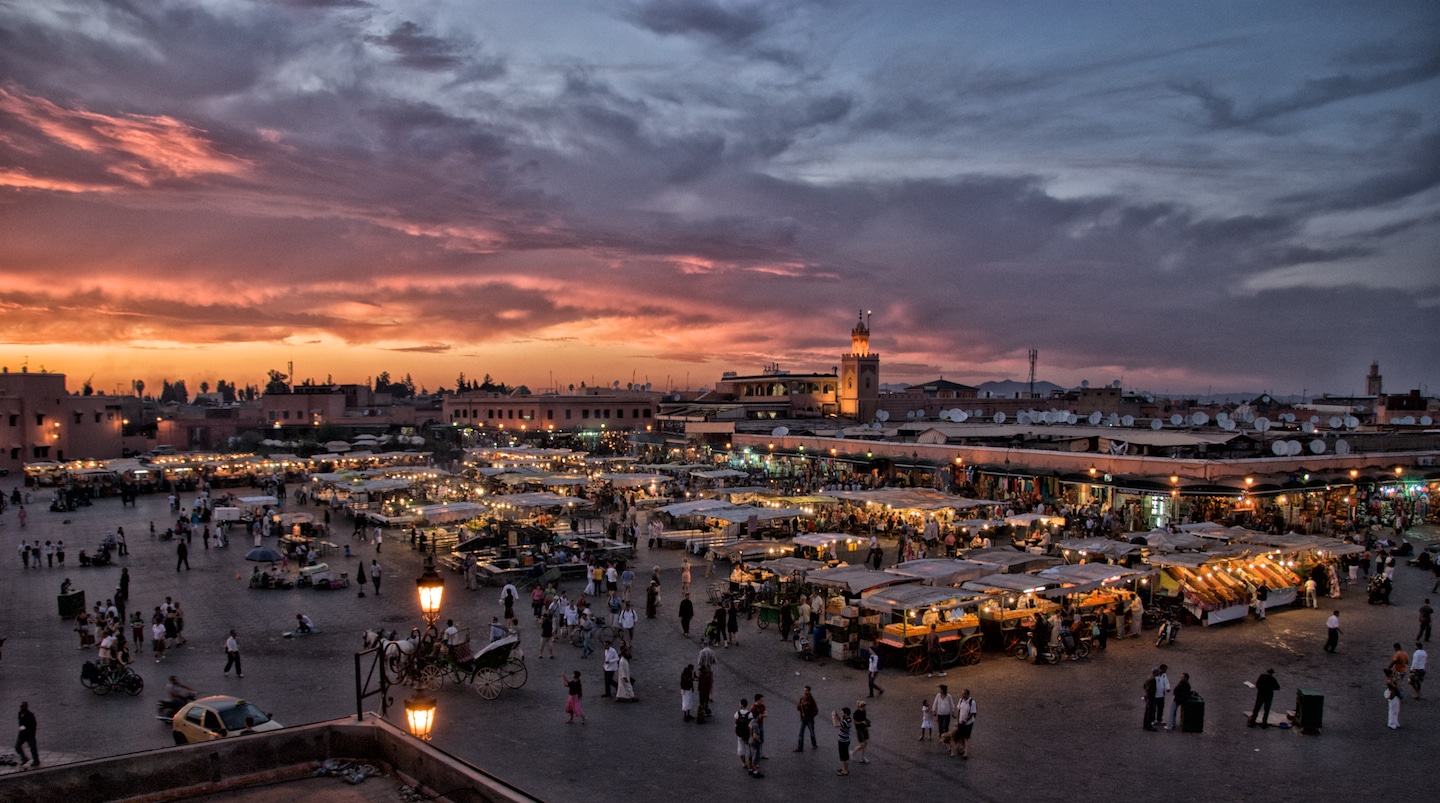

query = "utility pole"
[1027, 349, 1038, 399]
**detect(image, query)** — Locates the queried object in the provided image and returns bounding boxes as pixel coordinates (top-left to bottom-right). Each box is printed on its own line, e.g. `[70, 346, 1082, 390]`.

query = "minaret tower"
[839, 310, 880, 422]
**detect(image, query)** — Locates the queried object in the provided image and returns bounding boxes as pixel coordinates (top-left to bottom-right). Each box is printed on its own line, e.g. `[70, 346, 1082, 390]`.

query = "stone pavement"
[0, 493, 1434, 802]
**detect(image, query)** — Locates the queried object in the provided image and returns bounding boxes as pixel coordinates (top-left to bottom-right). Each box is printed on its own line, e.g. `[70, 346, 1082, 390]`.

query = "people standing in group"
[932, 684, 956, 736]
[734, 699, 760, 778]
[831, 706, 853, 776]
[1248, 668, 1279, 728]
[1162, 672, 1190, 730]
[1324, 610, 1342, 653]
[1143, 668, 1160, 731]
[795, 685, 819, 751]
[222, 630, 243, 678]
[1151, 665, 1170, 730]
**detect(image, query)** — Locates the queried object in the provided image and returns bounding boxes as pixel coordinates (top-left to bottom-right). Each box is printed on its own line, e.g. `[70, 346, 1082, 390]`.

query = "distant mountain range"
[883, 379, 1274, 404]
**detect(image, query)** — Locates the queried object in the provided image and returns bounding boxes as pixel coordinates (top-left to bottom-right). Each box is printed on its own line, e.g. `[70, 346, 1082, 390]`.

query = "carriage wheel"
[905, 648, 927, 675]
[502, 658, 528, 689]
[419, 664, 445, 692]
[124, 673, 145, 696]
[1002, 631, 1022, 655]
[959, 637, 982, 667]
[475, 667, 503, 700]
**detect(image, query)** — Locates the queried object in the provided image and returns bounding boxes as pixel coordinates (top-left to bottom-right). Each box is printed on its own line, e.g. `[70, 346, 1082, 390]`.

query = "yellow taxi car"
[172, 696, 282, 744]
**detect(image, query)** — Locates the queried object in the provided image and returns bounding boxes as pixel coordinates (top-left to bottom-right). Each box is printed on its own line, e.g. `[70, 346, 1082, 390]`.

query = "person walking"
[1324, 610, 1341, 653]
[222, 630, 243, 678]
[1418, 599, 1433, 643]
[795, 685, 819, 751]
[952, 689, 976, 759]
[734, 699, 758, 777]
[1388, 643, 1410, 679]
[563, 671, 586, 724]
[1143, 668, 1160, 731]
[1384, 671, 1402, 730]
[602, 642, 619, 697]
[831, 706, 853, 776]
[176, 539, 189, 571]
[615, 648, 637, 702]
[1248, 668, 1279, 728]
[373, 525, 382, 553]
[678, 593, 694, 637]
[1409, 642, 1427, 699]
[14, 702, 38, 768]
[932, 684, 956, 737]
[680, 664, 696, 721]
[369, 560, 382, 595]
[867, 647, 885, 697]
[851, 700, 871, 764]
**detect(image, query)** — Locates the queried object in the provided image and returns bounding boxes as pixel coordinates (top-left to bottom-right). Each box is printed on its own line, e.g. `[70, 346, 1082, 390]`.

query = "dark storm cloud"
[1170, 54, 1440, 130]
[624, 0, 770, 45]
[1281, 128, 1440, 212]
[368, 21, 464, 72]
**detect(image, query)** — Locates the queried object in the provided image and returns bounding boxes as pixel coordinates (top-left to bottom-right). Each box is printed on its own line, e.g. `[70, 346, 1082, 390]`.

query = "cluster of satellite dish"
[1389, 415, 1433, 426]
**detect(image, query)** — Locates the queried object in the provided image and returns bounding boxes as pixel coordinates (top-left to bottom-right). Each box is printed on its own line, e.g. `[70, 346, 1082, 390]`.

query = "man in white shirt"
[1410, 642, 1427, 699]
[602, 642, 620, 697]
[617, 602, 638, 643]
[1324, 611, 1341, 653]
[867, 648, 884, 697]
[1152, 665, 1171, 729]
[443, 619, 462, 650]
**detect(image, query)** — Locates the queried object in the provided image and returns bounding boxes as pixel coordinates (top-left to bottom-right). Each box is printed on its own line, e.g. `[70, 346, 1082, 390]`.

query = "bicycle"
[570, 615, 617, 647]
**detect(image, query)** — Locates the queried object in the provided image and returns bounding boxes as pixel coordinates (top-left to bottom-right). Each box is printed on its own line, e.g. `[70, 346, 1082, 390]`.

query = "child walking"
[919, 700, 934, 740]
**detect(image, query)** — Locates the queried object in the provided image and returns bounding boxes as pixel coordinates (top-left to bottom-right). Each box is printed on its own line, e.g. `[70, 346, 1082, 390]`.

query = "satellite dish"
[834, 430, 846, 439]
[974, 409, 984, 417]
[1404, 416, 1417, 426]
[1216, 411, 1229, 422]
[1043, 411, 1057, 424]
[1309, 415, 1320, 424]
[1170, 414, 1183, 426]
[1329, 417, 1343, 429]
[1150, 420, 1163, 431]
[1309, 439, 1326, 454]
[1288, 440, 1303, 456]
[1301, 422, 1315, 434]
[1016, 412, 1030, 425]
[1335, 439, 1350, 455]
[1271, 441, 1287, 456]
[1423, 416, 1434, 426]
[906, 411, 915, 420]
[955, 411, 969, 423]
[1107, 413, 1120, 426]
[993, 412, 1007, 424]
[771, 426, 789, 437]
[1066, 413, 1078, 425]
[1088, 411, 1102, 425]
[1254, 417, 1271, 432]
[1343, 415, 1359, 429]
[876, 410, 889, 422]
[1220, 419, 1236, 431]
[1193, 412, 1209, 426]
[1121, 415, 1135, 427]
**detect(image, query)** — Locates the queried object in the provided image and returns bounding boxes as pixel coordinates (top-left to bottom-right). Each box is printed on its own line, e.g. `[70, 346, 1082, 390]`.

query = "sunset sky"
[1, 1, 1437, 398]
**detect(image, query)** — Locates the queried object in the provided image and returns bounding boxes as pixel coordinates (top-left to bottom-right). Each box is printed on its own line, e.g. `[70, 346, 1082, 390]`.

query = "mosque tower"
[839, 310, 880, 422]
[1366, 362, 1382, 396]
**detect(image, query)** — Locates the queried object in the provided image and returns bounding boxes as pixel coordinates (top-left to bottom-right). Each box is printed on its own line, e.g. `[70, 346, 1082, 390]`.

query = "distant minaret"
[839, 310, 880, 421]
[1366, 362, 1382, 396]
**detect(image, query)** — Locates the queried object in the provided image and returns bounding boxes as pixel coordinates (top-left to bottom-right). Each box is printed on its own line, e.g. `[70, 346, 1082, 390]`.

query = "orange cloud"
[0, 87, 250, 188]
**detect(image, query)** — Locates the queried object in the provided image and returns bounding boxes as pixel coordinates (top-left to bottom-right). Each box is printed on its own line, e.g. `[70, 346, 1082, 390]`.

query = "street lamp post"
[355, 554, 446, 740]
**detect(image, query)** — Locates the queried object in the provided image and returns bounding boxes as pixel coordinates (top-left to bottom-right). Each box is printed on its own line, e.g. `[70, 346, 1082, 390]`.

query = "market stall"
[1146, 550, 1300, 625]
[804, 566, 916, 660]
[963, 548, 1062, 574]
[860, 584, 990, 673]
[962, 572, 1064, 653]
[1035, 563, 1150, 621]
[792, 532, 869, 562]
[884, 558, 992, 587]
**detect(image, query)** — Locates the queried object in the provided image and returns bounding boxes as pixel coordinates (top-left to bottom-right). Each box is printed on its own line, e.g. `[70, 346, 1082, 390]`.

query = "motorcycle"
[1155, 614, 1181, 647]
[791, 630, 814, 661]
[1017, 632, 1089, 664]
[156, 693, 196, 721]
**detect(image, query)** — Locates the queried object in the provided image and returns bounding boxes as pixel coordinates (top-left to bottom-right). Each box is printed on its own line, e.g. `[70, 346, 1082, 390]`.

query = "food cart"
[1004, 513, 1067, 549]
[884, 558, 991, 587]
[1144, 548, 1301, 626]
[751, 557, 828, 628]
[1035, 563, 1151, 625]
[804, 566, 915, 661]
[792, 533, 869, 562]
[861, 585, 990, 673]
[962, 572, 1064, 654]
[964, 548, 1062, 574]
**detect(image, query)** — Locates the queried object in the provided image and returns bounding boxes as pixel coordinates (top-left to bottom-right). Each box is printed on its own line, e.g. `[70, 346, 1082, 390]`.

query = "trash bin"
[1180, 694, 1204, 733]
[1296, 688, 1323, 734]
[58, 590, 86, 619]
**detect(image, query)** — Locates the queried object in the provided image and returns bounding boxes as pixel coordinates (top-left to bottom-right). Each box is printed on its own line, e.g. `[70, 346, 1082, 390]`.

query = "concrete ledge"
[0, 715, 540, 803]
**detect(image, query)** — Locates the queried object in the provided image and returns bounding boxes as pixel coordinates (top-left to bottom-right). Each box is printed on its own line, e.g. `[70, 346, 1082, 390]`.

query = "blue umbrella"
[246, 546, 284, 562]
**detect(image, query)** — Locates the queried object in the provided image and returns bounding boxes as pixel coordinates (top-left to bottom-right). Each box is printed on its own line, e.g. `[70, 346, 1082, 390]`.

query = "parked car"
[172, 696, 281, 744]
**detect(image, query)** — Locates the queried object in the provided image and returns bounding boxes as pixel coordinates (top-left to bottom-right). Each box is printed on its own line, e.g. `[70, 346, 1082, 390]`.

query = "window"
[8, 448, 17, 460]
[7, 415, 15, 427]
[547, 410, 554, 420]
[471, 409, 477, 419]
[282, 411, 290, 420]
[582, 410, 590, 419]
[616, 409, 624, 419]
[74, 412, 83, 424]
[565, 410, 572, 420]
[488, 410, 495, 419]
[32, 446, 49, 458]
[35, 414, 45, 426]
[507, 410, 514, 419]
[95, 413, 102, 423]
[643, 409, 651, 418]
[633, 408, 640, 418]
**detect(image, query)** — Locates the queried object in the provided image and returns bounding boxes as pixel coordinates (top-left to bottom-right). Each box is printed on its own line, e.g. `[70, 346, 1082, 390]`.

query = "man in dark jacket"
[16, 701, 38, 767]
[1248, 669, 1280, 727]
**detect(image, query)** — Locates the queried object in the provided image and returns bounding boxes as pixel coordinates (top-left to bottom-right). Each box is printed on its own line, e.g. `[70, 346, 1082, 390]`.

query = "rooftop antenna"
[1027, 348, 1038, 399]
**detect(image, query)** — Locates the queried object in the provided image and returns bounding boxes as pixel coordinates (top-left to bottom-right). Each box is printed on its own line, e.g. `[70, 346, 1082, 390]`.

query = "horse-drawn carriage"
[370, 629, 527, 701]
